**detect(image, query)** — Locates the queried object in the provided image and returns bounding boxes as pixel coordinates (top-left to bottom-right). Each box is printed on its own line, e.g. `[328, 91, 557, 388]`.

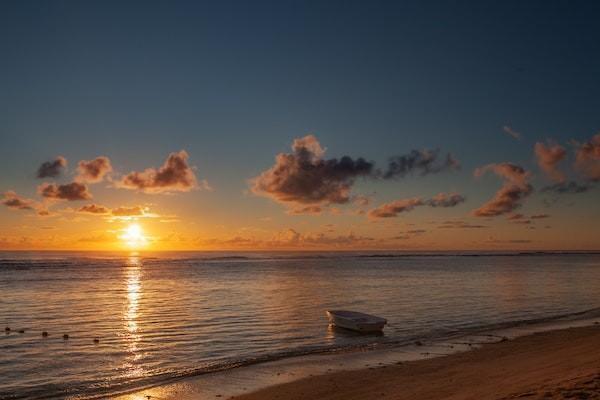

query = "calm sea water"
[1, 251, 600, 399]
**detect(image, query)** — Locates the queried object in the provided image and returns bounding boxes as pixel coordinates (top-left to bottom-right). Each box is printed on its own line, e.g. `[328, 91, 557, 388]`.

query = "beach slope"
[235, 325, 600, 400]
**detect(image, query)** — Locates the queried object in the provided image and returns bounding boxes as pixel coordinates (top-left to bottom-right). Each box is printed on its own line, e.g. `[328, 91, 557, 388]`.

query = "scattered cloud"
[251, 135, 375, 208]
[534, 141, 566, 182]
[38, 182, 92, 201]
[368, 192, 465, 219]
[426, 192, 466, 207]
[368, 198, 424, 218]
[117, 150, 199, 193]
[77, 204, 159, 219]
[288, 205, 324, 215]
[530, 214, 550, 219]
[382, 149, 460, 179]
[437, 220, 488, 229]
[78, 204, 110, 214]
[198, 228, 376, 249]
[473, 163, 533, 217]
[574, 133, 600, 181]
[2, 191, 36, 211]
[37, 156, 67, 178]
[541, 181, 591, 195]
[76, 156, 112, 183]
[503, 126, 521, 140]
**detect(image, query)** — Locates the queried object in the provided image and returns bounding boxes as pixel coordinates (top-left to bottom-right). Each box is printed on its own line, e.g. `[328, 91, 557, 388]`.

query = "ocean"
[1, 251, 600, 399]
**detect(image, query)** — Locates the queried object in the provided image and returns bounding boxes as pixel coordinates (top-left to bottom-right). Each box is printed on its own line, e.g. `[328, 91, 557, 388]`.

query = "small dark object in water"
[93, 338, 100, 344]
[18, 329, 25, 334]
[595, 322, 599, 325]
[4, 327, 10, 332]
[414, 340, 423, 346]
[501, 336, 509, 342]
[63, 334, 69, 340]
[42, 331, 48, 337]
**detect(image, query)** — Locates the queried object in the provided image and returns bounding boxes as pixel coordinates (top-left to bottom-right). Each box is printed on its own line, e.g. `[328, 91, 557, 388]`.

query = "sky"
[1, 0, 599, 251]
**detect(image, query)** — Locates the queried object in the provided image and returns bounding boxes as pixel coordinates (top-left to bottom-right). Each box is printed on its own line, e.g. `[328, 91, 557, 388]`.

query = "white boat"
[326, 310, 387, 333]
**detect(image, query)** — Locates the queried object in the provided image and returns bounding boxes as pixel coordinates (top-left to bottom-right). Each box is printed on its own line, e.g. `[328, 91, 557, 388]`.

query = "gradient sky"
[1, 0, 599, 250]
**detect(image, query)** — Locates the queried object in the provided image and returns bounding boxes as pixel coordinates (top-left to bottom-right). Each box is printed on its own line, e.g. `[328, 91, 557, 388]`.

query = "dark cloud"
[534, 141, 566, 182]
[368, 192, 465, 219]
[383, 149, 460, 179]
[251, 135, 375, 206]
[76, 156, 112, 183]
[473, 163, 533, 217]
[426, 192, 466, 207]
[2, 191, 36, 211]
[78, 204, 110, 214]
[574, 133, 600, 181]
[37, 156, 67, 178]
[368, 198, 424, 218]
[541, 181, 591, 194]
[530, 214, 550, 219]
[38, 182, 92, 201]
[118, 150, 199, 193]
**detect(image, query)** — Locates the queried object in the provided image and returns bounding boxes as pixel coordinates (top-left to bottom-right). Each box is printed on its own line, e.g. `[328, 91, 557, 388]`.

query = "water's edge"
[108, 307, 600, 400]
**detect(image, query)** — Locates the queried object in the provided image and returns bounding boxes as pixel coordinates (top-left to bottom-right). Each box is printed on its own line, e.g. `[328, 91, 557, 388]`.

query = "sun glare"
[120, 224, 148, 249]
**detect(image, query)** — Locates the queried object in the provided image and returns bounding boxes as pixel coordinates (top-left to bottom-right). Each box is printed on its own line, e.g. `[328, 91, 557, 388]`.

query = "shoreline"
[114, 316, 600, 400]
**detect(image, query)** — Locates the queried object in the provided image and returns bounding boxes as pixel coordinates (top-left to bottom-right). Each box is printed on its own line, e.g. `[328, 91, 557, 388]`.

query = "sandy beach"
[233, 325, 600, 400]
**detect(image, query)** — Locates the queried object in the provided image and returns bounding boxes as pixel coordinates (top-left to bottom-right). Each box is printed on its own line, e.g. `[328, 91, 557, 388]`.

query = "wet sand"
[234, 325, 600, 400]
[116, 323, 600, 400]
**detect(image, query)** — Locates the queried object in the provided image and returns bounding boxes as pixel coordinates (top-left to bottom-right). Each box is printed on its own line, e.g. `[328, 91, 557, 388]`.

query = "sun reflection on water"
[123, 255, 143, 376]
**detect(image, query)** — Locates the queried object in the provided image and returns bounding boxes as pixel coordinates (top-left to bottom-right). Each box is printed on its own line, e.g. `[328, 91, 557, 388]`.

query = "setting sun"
[120, 224, 147, 249]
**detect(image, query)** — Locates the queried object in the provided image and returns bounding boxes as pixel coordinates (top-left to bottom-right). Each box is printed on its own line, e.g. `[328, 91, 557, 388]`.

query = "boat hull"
[326, 310, 387, 333]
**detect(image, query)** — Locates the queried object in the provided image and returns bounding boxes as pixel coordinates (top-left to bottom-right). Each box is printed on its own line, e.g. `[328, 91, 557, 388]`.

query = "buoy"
[63, 334, 69, 340]
[93, 338, 100, 344]
[4, 327, 10, 332]
[42, 331, 48, 337]
[18, 329, 25, 334]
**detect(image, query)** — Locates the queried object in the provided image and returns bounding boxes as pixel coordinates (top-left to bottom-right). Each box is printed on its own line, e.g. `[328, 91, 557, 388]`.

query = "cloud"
[251, 135, 375, 207]
[2, 191, 36, 211]
[426, 192, 466, 207]
[503, 126, 521, 140]
[382, 149, 460, 179]
[117, 150, 199, 193]
[534, 141, 566, 182]
[437, 220, 488, 229]
[76, 156, 112, 183]
[530, 214, 549, 219]
[77, 204, 158, 219]
[287, 205, 324, 215]
[473, 163, 533, 217]
[38, 182, 92, 201]
[37, 156, 67, 178]
[368, 198, 424, 218]
[541, 181, 591, 194]
[574, 133, 600, 181]
[368, 192, 465, 219]
[78, 204, 110, 214]
[197, 228, 376, 249]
